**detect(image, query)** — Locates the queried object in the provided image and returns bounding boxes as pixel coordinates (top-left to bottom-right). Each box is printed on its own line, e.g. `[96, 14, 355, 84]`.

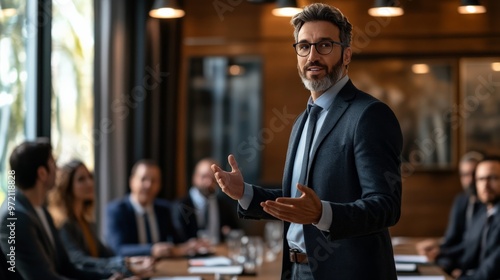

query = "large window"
[51, 0, 94, 169]
[0, 0, 94, 205]
[0, 0, 29, 204]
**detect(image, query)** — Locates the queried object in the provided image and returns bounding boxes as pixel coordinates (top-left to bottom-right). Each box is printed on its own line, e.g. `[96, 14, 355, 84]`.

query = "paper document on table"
[188, 265, 243, 275]
[188, 256, 232, 267]
[151, 277, 202, 280]
[394, 254, 429, 264]
[396, 263, 418, 272]
[397, 276, 445, 280]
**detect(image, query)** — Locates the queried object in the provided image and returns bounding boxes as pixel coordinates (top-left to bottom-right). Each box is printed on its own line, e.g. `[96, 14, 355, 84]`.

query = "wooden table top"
[153, 237, 452, 279]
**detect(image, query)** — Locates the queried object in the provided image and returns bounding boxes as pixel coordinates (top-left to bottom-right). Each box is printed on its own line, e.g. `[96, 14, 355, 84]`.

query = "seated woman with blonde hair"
[48, 160, 154, 279]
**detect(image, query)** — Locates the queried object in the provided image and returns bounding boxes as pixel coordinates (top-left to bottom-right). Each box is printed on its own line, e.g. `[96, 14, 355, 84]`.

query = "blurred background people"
[451, 156, 500, 279]
[106, 159, 206, 258]
[0, 139, 109, 280]
[417, 151, 484, 268]
[173, 158, 239, 244]
[48, 159, 154, 278]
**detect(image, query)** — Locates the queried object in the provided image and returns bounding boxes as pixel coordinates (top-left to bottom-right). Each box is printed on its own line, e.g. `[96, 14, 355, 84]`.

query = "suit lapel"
[308, 81, 356, 181]
[17, 193, 57, 261]
[283, 80, 357, 192]
[465, 213, 487, 263]
[283, 111, 307, 197]
[125, 197, 140, 242]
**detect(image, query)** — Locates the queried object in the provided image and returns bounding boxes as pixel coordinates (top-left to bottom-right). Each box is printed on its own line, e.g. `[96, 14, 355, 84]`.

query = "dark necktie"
[479, 214, 493, 263]
[144, 212, 152, 243]
[298, 104, 323, 187]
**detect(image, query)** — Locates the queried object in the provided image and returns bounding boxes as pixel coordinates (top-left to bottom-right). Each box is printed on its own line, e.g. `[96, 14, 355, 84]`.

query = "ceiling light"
[458, 0, 486, 14]
[412, 64, 429, 74]
[0, 0, 17, 17]
[492, 62, 500, 72]
[368, 0, 404, 17]
[149, 0, 185, 19]
[272, 0, 302, 17]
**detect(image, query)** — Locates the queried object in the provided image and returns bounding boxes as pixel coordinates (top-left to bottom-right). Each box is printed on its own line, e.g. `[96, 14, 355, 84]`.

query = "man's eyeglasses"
[293, 40, 345, 57]
[476, 175, 500, 183]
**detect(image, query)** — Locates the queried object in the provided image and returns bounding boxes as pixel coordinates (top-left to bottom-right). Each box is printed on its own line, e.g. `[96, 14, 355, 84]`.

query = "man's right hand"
[211, 154, 244, 200]
[126, 256, 155, 278]
[151, 242, 173, 258]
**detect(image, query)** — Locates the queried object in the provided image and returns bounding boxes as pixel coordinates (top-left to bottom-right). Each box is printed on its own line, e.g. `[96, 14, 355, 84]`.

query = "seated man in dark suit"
[417, 151, 484, 268]
[453, 156, 500, 280]
[173, 158, 239, 244]
[106, 159, 206, 258]
[0, 139, 110, 280]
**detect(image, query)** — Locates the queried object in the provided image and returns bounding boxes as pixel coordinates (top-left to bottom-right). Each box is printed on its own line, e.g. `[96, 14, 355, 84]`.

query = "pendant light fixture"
[0, 0, 17, 17]
[458, 0, 486, 14]
[149, 0, 185, 19]
[368, 0, 404, 17]
[272, 0, 302, 17]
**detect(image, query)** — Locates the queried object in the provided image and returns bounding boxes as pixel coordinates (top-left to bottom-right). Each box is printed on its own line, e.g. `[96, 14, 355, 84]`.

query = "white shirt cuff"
[238, 183, 254, 210]
[313, 201, 332, 232]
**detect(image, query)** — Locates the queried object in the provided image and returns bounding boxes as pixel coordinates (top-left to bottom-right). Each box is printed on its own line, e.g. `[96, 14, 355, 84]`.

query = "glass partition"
[187, 56, 262, 183]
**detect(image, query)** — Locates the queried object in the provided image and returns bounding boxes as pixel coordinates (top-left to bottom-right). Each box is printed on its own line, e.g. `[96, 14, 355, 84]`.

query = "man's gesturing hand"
[260, 183, 322, 224]
[211, 154, 245, 200]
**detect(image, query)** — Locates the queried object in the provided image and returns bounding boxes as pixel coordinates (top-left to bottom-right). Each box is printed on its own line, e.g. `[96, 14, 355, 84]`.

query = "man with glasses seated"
[448, 156, 500, 280]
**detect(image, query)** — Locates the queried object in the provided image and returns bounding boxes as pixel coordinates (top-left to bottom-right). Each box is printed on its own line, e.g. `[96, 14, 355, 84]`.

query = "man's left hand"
[260, 183, 322, 224]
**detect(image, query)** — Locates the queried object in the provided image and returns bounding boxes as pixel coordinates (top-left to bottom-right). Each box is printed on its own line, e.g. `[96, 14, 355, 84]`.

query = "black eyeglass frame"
[292, 40, 346, 57]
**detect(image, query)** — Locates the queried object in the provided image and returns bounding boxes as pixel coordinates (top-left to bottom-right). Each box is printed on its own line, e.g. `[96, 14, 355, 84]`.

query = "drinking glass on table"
[226, 229, 244, 263]
[264, 221, 283, 262]
[246, 236, 264, 272]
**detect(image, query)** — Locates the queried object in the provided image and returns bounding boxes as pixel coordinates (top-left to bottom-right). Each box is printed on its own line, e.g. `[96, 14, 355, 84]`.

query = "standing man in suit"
[453, 156, 500, 280]
[0, 139, 109, 280]
[211, 3, 402, 280]
[173, 158, 239, 244]
[106, 160, 205, 258]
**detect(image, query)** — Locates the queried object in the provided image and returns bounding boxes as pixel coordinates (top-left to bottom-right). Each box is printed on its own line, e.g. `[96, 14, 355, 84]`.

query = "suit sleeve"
[0, 210, 70, 280]
[59, 222, 128, 275]
[329, 101, 403, 238]
[458, 246, 500, 280]
[441, 194, 467, 249]
[237, 185, 283, 220]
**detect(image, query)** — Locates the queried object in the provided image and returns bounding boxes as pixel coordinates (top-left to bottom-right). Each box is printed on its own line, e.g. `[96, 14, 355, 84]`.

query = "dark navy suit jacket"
[457, 204, 500, 280]
[0, 191, 107, 280]
[106, 196, 181, 256]
[437, 191, 483, 273]
[238, 80, 403, 280]
[173, 189, 240, 242]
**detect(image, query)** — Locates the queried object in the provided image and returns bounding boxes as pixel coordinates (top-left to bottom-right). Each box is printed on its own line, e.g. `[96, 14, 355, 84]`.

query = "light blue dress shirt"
[239, 75, 350, 253]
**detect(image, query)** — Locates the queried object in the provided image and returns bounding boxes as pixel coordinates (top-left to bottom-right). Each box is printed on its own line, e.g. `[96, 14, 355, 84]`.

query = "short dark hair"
[476, 155, 500, 167]
[9, 138, 53, 190]
[130, 159, 159, 178]
[291, 3, 353, 47]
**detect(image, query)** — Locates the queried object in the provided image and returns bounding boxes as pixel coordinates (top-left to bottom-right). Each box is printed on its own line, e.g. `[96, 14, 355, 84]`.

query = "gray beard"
[301, 75, 334, 92]
[299, 59, 343, 92]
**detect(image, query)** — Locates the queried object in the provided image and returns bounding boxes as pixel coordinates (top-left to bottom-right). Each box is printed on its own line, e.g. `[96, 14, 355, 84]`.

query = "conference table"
[153, 237, 452, 279]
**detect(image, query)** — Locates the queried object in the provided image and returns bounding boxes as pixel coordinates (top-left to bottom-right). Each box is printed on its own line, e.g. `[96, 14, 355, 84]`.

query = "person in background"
[106, 159, 207, 258]
[47, 159, 154, 278]
[0, 139, 112, 280]
[173, 158, 239, 244]
[416, 151, 484, 269]
[452, 156, 500, 279]
[212, 3, 402, 279]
